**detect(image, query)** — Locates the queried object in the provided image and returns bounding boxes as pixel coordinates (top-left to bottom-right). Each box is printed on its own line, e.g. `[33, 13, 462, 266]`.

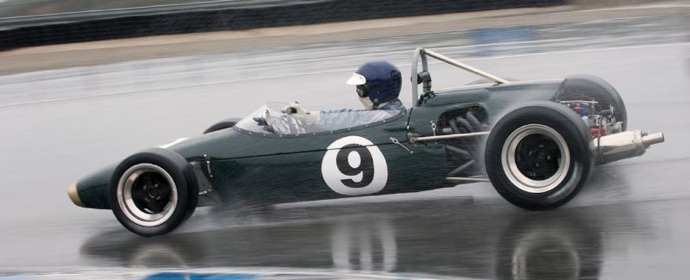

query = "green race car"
[68, 48, 664, 236]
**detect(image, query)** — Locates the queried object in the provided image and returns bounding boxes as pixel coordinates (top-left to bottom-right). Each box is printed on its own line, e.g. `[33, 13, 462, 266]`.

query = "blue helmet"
[346, 60, 402, 106]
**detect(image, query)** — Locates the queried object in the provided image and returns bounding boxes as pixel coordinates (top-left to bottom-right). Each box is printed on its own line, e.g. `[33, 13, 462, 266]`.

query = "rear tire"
[109, 148, 198, 237]
[485, 102, 592, 210]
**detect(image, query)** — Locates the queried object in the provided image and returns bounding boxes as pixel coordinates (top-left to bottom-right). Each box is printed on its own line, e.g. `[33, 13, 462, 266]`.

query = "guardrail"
[0, 0, 566, 50]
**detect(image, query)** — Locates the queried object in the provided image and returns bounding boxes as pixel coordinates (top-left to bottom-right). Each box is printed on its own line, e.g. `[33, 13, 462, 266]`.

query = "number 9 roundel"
[321, 136, 388, 196]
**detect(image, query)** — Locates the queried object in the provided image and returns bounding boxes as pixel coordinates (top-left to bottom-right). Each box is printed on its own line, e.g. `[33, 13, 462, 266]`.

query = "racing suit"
[268, 99, 405, 134]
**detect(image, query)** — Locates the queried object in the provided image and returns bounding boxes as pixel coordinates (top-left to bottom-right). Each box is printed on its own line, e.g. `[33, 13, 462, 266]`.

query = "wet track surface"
[0, 8, 689, 279]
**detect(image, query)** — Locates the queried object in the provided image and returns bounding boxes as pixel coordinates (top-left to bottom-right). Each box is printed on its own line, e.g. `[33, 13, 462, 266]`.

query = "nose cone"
[68, 182, 84, 207]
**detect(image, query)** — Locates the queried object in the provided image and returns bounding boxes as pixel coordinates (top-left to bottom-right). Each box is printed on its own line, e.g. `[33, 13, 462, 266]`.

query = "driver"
[286, 60, 404, 114]
[266, 60, 405, 134]
[346, 60, 404, 111]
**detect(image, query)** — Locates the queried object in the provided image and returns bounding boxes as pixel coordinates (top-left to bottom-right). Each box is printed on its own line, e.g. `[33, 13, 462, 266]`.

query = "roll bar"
[411, 48, 510, 103]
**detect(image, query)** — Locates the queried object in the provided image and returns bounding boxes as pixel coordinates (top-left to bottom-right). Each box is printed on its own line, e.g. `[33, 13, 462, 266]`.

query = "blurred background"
[0, 0, 688, 279]
[0, 0, 568, 50]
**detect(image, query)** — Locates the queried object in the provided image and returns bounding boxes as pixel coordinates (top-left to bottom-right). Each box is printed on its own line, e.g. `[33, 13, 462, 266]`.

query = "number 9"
[322, 136, 388, 196]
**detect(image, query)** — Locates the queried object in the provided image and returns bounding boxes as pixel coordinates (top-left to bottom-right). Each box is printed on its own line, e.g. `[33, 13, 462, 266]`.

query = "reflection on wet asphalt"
[81, 198, 608, 279]
[0, 11, 689, 280]
[76, 168, 686, 279]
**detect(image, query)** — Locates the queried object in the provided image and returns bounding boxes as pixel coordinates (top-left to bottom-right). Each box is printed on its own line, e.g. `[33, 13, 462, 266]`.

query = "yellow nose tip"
[68, 183, 84, 207]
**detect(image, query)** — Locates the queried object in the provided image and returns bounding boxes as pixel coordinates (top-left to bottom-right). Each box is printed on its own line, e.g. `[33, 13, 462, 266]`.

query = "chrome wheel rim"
[501, 124, 570, 194]
[117, 163, 178, 227]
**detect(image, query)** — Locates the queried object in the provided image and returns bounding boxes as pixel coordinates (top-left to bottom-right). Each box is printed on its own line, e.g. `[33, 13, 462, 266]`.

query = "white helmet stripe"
[346, 73, 367, 85]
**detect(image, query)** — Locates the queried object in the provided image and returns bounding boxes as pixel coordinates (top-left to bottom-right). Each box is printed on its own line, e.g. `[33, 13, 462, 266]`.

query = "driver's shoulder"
[378, 99, 405, 111]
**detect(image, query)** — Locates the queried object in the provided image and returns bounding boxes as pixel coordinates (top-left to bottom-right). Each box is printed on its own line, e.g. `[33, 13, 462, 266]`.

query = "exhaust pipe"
[593, 130, 664, 165]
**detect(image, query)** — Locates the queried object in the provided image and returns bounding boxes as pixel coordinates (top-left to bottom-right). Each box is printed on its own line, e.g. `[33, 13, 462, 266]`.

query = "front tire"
[485, 102, 592, 210]
[109, 148, 198, 236]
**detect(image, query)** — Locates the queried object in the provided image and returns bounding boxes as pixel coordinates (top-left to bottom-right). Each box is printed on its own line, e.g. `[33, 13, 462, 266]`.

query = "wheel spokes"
[131, 173, 172, 214]
[147, 196, 168, 213]
[516, 135, 562, 180]
[131, 181, 152, 210]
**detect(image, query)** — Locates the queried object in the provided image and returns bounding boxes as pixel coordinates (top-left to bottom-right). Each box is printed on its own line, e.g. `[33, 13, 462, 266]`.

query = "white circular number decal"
[322, 136, 388, 196]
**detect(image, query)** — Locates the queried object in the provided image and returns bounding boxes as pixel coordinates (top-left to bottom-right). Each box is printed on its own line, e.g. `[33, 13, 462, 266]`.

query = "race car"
[67, 48, 664, 236]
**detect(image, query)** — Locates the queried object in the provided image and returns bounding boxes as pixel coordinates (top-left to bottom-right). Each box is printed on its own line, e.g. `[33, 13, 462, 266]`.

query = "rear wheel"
[485, 102, 592, 210]
[109, 148, 198, 236]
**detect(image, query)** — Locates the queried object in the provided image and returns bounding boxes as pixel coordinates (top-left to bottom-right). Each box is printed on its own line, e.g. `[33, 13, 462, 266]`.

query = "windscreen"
[235, 103, 403, 136]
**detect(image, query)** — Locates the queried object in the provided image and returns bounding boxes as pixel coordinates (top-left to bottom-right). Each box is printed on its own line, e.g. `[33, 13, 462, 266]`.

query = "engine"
[559, 100, 623, 138]
[436, 106, 490, 179]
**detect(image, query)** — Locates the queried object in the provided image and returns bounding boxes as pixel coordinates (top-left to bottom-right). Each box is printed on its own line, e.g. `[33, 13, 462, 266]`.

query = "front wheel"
[485, 102, 592, 210]
[109, 148, 198, 236]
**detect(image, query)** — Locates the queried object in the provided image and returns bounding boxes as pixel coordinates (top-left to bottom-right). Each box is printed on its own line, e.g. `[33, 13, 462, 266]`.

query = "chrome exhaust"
[593, 130, 664, 165]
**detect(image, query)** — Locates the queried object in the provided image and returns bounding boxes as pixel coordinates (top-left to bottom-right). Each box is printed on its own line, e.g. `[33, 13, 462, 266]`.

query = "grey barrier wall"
[0, 0, 566, 50]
